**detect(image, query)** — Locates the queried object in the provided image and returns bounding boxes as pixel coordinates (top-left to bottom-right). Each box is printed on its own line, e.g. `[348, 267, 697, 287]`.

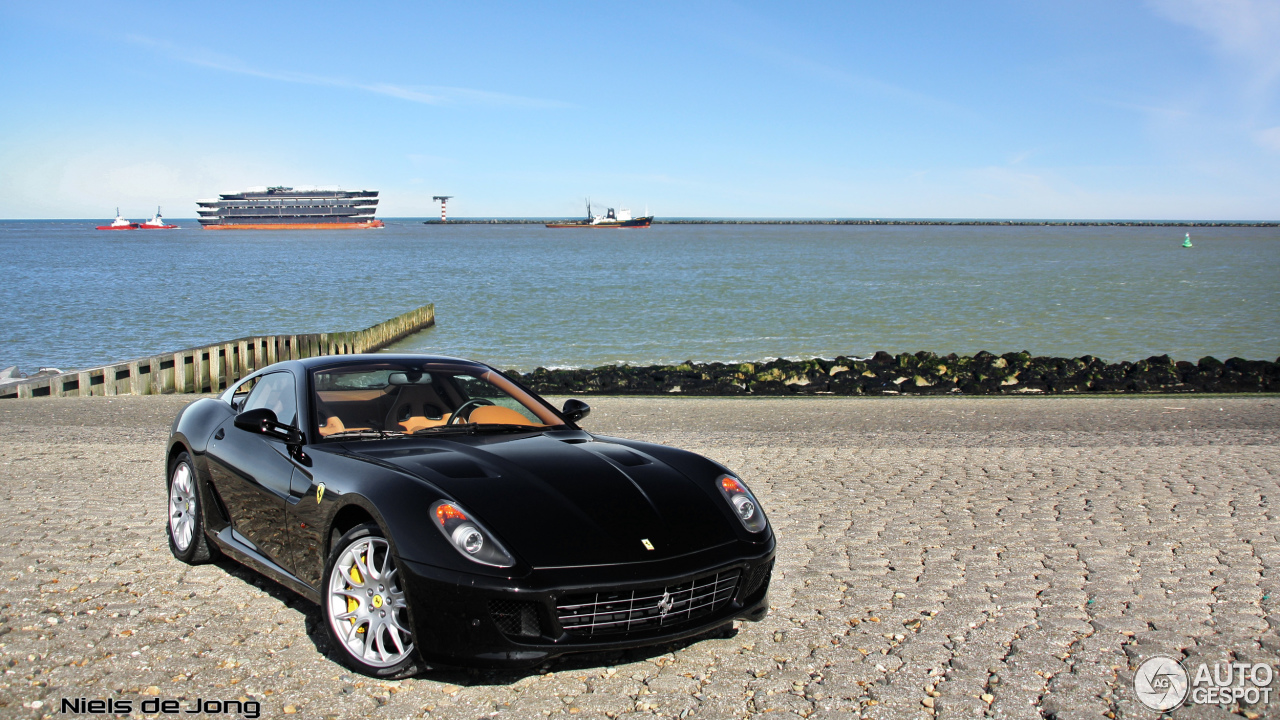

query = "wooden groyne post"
[2, 303, 435, 399]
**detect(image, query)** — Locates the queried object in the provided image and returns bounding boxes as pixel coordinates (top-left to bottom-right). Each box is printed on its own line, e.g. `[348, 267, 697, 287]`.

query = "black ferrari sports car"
[165, 355, 774, 676]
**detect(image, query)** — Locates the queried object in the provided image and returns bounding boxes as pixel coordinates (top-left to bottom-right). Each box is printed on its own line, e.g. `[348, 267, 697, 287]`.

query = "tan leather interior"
[318, 415, 345, 437]
[385, 385, 449, 430]
[469, 405, 542, 426]
[399, 414, 452, 433]
[318, 414, 372, 437]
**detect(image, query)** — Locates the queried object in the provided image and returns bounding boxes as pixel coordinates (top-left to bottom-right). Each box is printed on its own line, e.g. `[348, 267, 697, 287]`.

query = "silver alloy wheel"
[168, 462, 196, 551]
[327, 536, 414, 668]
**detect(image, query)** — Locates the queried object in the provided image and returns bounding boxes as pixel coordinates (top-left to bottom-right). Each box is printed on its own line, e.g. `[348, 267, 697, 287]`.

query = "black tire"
[166, 451, 216, 564]
[321, 523, 421, 678]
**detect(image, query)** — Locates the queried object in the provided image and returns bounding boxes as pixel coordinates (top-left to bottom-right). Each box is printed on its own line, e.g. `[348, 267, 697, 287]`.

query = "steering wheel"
[447, 398, 495, 425]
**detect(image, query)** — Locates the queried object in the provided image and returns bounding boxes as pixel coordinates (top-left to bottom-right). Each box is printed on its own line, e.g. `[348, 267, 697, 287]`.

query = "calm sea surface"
[2, 220, 1277, 373]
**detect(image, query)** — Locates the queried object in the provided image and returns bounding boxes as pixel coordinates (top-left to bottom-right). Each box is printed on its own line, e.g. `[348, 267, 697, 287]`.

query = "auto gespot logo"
[1134, 655, 1275, 711]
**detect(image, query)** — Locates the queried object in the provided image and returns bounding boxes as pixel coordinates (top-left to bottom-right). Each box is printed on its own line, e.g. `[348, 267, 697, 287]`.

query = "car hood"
[349, 433, 736, 568]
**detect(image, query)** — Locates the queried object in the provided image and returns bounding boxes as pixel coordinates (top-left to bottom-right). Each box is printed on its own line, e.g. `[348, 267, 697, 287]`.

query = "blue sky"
[1, 1, 1277, 219]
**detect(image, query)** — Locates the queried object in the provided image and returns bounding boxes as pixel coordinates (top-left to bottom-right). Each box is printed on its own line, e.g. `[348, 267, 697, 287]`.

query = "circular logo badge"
[1134, 655, 1189, 711]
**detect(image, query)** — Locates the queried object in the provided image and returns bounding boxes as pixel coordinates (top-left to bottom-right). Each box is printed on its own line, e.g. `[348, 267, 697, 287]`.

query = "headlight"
[717, 474, 768, 533]
[429, 501, 515, 567]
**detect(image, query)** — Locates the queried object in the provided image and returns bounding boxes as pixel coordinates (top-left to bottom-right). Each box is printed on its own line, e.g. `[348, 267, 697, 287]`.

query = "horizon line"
[3, 216, 1278, 224]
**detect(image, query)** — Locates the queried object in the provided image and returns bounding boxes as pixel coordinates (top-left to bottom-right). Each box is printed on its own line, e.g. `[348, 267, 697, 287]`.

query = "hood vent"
[589, 445, 650, 467]
[544, 429, 594, 444]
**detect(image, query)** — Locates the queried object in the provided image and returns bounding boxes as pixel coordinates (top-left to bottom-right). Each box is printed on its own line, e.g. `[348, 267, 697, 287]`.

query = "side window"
[242, 372, 298, 427]
[230, 376, 259, 411]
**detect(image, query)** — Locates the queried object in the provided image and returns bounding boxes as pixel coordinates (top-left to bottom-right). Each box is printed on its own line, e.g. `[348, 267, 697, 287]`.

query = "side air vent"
[740, 559, 774, 599]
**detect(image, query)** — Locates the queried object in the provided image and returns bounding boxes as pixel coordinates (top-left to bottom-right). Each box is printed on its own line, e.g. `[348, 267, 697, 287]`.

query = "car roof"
[293, 354, 490, 371]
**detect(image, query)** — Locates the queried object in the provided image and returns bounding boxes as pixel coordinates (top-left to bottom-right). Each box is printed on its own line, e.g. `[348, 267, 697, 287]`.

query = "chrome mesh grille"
[556, 569, 741, 637]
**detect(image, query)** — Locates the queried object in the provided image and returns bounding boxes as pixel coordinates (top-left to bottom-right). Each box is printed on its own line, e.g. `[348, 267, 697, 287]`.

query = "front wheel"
[322, 523, 420, 677]
[167, 451, 216, 564]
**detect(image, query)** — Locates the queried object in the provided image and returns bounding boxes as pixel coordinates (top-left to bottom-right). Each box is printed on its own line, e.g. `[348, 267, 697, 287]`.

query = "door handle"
[214, 428, 225, 440]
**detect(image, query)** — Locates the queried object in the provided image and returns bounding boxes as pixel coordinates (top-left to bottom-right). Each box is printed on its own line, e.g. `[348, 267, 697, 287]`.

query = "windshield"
[311, 362, 563, 440]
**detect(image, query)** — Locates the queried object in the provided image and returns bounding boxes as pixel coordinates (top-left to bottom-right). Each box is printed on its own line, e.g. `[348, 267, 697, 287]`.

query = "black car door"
[205, 371, 300, 574]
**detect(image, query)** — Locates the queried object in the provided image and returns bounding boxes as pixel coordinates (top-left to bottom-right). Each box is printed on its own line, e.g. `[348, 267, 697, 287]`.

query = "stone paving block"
[1, 395, 1278, 718]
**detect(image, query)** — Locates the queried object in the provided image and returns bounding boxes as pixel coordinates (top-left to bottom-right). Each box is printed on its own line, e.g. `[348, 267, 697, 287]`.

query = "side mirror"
[234, 407, 279, 434]
[562, 398, 591, 424]
[234, 408, 302, 445]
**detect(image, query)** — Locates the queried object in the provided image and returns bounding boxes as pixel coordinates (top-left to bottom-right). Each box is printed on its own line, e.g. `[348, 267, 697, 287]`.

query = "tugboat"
[139, 207, 178, 229]
[96, 208, 138, 230]
[546, 200, 653, 228]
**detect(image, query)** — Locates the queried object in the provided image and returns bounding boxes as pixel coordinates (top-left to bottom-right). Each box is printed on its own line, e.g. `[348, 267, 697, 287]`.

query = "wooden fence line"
[2, 303, 435, 399]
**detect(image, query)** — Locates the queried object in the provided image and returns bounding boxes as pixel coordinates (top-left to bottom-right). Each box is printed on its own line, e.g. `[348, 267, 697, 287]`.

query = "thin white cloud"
[729, 40, 975, 120]
[1091, 97, 1192, 119]
[1256, 126, 1280, 152]
[1146, 0, 1280, 86]
[125, 36, 569, 108]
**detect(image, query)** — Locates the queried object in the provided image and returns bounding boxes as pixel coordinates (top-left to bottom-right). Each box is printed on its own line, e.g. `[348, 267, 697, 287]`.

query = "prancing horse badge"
[641, 538, 654, 551]
[316, 483, 325, 504]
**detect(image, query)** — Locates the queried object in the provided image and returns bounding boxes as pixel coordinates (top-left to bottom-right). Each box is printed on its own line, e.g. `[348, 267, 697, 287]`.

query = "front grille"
[740, 558, 774, 598]
[556, 569, 741, 637]
[490, 599, 543, 638]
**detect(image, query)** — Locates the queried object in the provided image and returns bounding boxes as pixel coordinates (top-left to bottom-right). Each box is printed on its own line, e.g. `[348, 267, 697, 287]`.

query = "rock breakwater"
[509, 352, 1280, 395]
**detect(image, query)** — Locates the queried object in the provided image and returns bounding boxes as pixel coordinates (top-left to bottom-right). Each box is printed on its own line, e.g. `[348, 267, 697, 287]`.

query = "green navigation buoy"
[1183, 232, 1193, 248]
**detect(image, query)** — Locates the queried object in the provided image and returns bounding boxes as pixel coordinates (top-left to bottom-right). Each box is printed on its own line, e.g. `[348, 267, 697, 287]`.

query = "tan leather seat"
[386, 385, 447, 430]
[318, 413, 371, 437]
[318, 415, 345, 437]
[468, 405, 541, 426]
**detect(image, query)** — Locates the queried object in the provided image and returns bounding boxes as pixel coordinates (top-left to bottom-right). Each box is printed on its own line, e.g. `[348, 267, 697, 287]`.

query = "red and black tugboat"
[546, 199, 653, 228]
[96, 208, 138, 230]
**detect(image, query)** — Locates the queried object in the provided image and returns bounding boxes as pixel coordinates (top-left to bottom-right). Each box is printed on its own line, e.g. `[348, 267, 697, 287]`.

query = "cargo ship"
[545, 200, 653, 228]
[196, 186, 383, 229]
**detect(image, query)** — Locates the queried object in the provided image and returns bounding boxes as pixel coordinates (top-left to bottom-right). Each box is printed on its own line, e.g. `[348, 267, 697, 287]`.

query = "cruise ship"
[196, 186, 383, 229]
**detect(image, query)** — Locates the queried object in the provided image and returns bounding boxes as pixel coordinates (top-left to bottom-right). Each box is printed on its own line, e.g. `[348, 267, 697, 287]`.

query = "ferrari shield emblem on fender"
[316, 483, 325, 504]
[641, 538, 654, 550]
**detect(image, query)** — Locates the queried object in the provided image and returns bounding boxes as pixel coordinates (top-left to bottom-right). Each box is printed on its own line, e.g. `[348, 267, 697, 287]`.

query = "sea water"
[1, 220, 1276, 372]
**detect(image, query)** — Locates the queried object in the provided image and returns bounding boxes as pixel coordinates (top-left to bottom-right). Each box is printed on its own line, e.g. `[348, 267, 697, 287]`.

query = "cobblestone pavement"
[0, 395, 1277, 719]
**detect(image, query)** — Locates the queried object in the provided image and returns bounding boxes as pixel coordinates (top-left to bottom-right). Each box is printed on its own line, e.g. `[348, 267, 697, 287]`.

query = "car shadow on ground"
[211, 557, 741, 687]
[425, 623, 741, 688]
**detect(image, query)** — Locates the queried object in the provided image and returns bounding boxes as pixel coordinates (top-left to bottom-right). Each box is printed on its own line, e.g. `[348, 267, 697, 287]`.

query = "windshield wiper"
[414, 423, 545, 436]
[469, 424, 544, 434]
[411, 424, 479, 436]
[323, 429, 402, 440]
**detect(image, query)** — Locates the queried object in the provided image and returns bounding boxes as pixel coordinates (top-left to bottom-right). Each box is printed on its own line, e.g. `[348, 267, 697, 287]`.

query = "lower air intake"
[740, 558, 774, 598]
[490, 599, 542, 638]
[556, 569, 741, 637]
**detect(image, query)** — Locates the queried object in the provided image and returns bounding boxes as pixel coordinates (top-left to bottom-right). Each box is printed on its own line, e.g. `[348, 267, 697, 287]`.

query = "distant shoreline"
[2, 218, 1276, 227]
[422, 218, 1280, 227]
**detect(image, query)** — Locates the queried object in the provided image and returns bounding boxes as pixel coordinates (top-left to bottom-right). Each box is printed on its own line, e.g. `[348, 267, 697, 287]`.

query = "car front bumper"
[397, 540, 775, 668]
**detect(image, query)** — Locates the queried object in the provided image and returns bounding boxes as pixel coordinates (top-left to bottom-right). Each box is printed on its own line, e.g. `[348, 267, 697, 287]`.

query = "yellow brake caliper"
[348, 550, 365, 632]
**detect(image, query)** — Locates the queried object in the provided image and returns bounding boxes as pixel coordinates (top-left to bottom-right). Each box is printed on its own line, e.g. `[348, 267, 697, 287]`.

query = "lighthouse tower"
[433, 196, 454, 223]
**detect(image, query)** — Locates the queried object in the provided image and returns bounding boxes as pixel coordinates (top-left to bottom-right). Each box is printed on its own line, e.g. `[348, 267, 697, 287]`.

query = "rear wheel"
[322, 523, 419, 677]
[166, 451, 216, 564]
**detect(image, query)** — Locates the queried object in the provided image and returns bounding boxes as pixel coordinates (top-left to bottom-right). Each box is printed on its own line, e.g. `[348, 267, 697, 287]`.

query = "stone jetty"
[423, 218, 1280, 226]
[510, 351, 1280, 396]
